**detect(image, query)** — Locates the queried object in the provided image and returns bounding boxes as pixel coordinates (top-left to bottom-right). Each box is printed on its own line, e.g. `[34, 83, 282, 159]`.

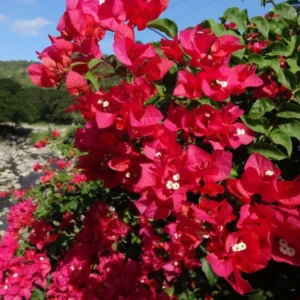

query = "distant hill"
[0, 60, 36, 87]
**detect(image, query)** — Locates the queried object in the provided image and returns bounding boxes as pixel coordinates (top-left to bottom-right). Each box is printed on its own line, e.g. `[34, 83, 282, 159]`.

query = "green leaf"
[268, 18, 289, 36]
[273, 3, 298, 23]
[278, 103, 300, 119]
[85, 71, 99, 90]
[293, 90, 300, 104]
[223, 7, 248, 31]
[248, 143, 287, 160]
[270, 129, 292, 157]
[278, 68, 297, 91]
[201, 19, 226, 37]
[267, 41, 291, 57]
[201, 257, 218, 287]
[279, 120, 300, 141]
[287, 58, 300, 74]
[147, 18, 178, 38]
[249, 98, 275, 118]
[248, 54, 267, 69]
[265, 57, 280, 74]
[31, 288, 46, 300]
[88, 58, 102, 70]
[260, 0, 267, 6]
[241, 116, 270, 133]
[251, 16, 269, 39]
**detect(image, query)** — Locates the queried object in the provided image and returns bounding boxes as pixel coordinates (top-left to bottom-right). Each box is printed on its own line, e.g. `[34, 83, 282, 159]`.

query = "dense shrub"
[1, 0, 300, 299]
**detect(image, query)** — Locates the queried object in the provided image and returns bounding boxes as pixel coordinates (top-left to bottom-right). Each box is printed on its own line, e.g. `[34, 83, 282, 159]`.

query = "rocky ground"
[0, 124, 68, 233]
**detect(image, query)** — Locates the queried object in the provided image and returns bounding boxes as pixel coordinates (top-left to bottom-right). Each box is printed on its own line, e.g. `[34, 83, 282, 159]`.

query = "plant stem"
[148, 28, 170, 40]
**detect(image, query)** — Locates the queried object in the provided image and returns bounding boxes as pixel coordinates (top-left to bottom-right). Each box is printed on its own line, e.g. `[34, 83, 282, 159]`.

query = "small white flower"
[204, 113, 211, 118]
[287, 248, 296, 257]
[97, 99, 103, 104]
[172, 182, 180, 190]
[216, 80, 228, 88]
[203, 234, 210, 239]
[166, 181, 173, 190]
[232, 242, 247, 252]
[103, 101, 109, 108]
[237, 128, 246, 136]
[232, 244, 240, 252]
[40, 257, 44, 261]
[239, 242, 247, 251]
[13, 273, 18, 278]
[265, 170, 274, 176]
[155, 152, 162, 157]
[70, 266, 75, 271]
[280, 245, 289, 255]
[279, 239, 288, 247]
[173, 261, 179, 266]
[173, 174, 180, 181]
[4, 285, 8, 290]
[125, 172, 131, 178]
[99, 0, 105, 4]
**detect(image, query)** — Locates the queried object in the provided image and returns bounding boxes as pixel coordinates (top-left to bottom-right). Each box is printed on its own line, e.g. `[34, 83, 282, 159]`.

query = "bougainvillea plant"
[1, 0, 300, 299]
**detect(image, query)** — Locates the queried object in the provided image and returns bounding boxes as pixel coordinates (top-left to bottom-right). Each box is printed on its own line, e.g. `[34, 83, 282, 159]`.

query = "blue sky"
[0, 0, 274, 61]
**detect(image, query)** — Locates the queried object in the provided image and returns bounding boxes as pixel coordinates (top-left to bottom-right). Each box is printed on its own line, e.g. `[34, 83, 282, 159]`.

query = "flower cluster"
[0, 0, 298, 299]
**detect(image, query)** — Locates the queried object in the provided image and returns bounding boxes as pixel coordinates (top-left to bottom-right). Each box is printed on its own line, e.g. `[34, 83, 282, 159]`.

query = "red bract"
[124, 0, 169, 30]
[228, 153, 280, 203]
[66, 71, 88, 96]
[25, 0, 300, 298]
[51, 129, 61, 139]
[185, 145, 232, 183]
[34, 139, 48, 149]
[173, 70, 203, 99]
[159, 36, 184, 63]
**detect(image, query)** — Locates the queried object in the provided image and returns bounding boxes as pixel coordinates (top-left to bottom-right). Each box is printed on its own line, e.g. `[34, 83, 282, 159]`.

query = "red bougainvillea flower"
[228, 153, 280, 203]
[207, 220, 272, 295]
[34, 138, 48, 149]
[124, 0, 169, 30]
[51, 129, 60, 139]
[0, 191, 8, 198]
[160, 35, 184, 63]
[185, 145, 232, 184]
[253, 73, 279, 99]
[173, 70, 203, 99]
[248, 41, 270, 54]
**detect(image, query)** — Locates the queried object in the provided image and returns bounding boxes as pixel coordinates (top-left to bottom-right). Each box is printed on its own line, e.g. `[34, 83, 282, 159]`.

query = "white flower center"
[172, 182, 180, 190]
[125, 172, 131, 178]
[279, 239, 296, 257]
[173, 174, 180, 181]
[166, 180, 180, 190]
[216, 80, 228, 88]
[232, 242, 247, 252]
[204, 113, 211, 117]
[173, 261, 179, 266]
[265, 170, 274, 176]
[237, 128, 246, 136]
[40, 257, 44, 261]
[13, 273, 18, 278]
[166, 180, 173, 190]
[103, 101, 109, 108]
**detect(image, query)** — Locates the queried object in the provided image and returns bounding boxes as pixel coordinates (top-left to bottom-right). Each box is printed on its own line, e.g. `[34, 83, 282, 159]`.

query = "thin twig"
[148, 27, 170, 40]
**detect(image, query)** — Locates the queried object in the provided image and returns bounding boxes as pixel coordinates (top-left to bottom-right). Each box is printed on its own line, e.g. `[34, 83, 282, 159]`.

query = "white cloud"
[12, 17, 50, 36]
[0, 14, 8, 23]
